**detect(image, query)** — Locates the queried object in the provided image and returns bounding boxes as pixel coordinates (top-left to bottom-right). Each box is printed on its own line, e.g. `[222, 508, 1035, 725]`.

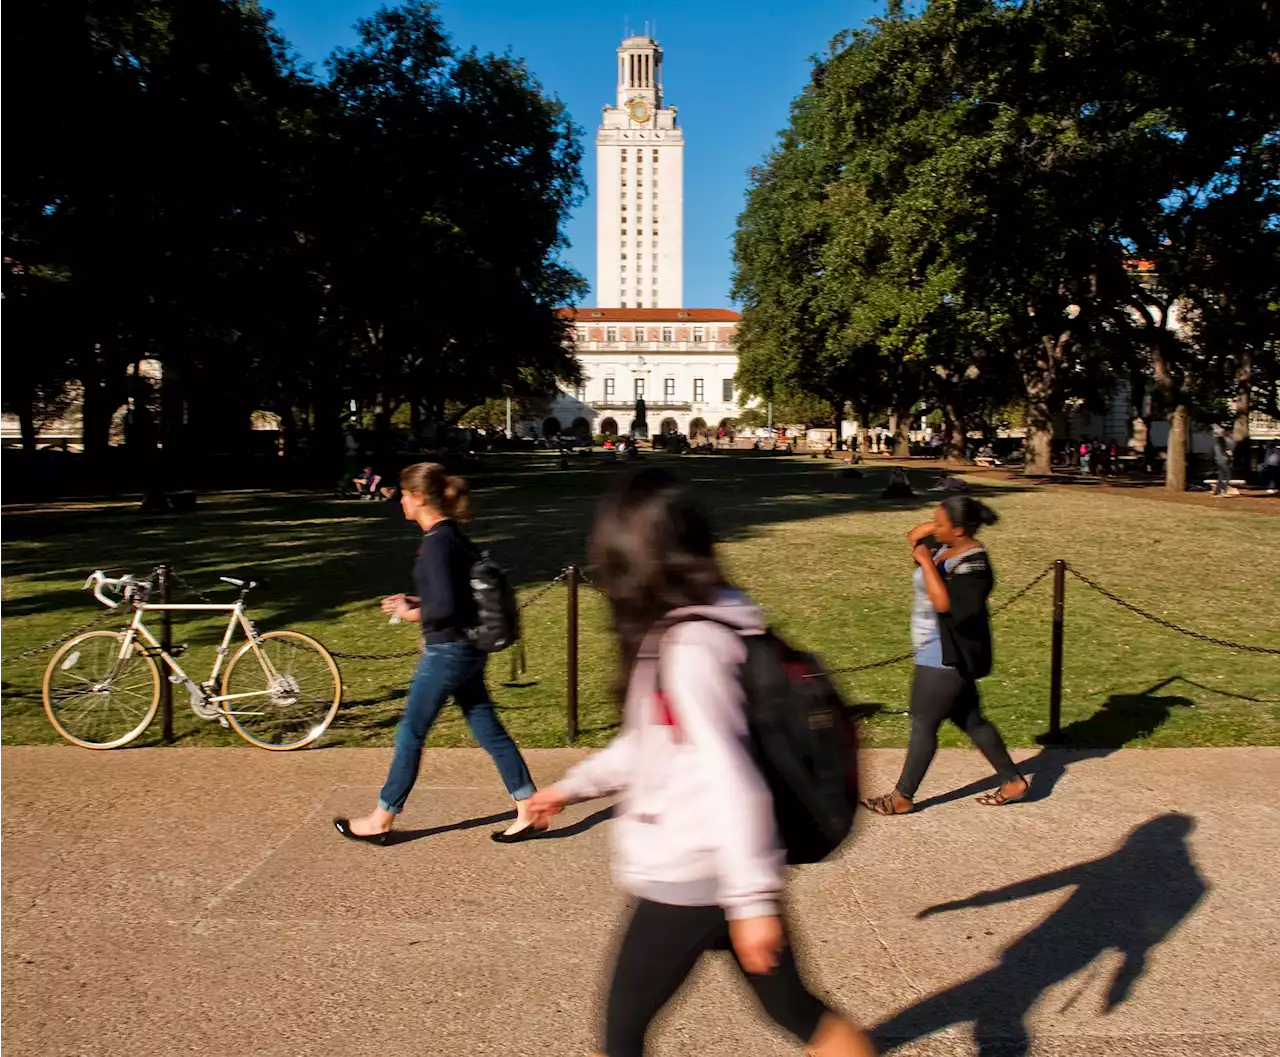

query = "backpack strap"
[644, 615, 749, 741]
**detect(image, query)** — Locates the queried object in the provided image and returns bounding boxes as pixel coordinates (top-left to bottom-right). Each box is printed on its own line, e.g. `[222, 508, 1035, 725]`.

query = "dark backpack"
[658, 619, 859, 865]
[466, 553, 520, 653]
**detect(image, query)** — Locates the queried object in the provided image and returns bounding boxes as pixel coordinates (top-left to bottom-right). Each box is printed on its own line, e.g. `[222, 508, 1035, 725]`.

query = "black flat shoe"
[490, 822, 547, 844]
[334, 817, 392, 845]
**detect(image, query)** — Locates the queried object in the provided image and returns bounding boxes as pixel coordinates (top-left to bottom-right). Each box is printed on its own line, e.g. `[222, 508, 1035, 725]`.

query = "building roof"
[558, 307, 741, 323]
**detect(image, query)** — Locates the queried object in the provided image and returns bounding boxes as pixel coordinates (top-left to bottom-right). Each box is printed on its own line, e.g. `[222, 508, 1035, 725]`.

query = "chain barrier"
[819, 564, 1057, 678]
[1067, 568, 1280, 656]
[0, 603, 128, 664]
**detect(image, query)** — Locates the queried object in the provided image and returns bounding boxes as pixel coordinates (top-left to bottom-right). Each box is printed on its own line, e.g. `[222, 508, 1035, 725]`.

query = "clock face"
[627, 99, 651, 124]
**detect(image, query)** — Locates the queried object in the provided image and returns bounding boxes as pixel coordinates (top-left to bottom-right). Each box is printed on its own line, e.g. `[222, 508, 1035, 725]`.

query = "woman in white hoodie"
[526, 469, 874, 1057]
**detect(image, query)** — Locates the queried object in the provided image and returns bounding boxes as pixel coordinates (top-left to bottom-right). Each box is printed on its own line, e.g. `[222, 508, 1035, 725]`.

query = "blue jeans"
[378, 642, 535, 814]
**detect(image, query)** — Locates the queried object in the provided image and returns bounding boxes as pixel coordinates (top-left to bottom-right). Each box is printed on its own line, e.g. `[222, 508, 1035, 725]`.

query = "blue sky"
[265, 0, 885, 308]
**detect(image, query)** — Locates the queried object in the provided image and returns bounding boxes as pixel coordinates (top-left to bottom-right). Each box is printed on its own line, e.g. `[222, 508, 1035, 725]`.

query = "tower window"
[723, 379, 734, 402]
[606, 328, 617, 341]
[694, 379, 705, 402]
[662, 327, 673, 342]
[635, 378, 646, 399]
[605, 378, 616, 398]
[693, 327, 705, 343]
[664, 378, 676, 400]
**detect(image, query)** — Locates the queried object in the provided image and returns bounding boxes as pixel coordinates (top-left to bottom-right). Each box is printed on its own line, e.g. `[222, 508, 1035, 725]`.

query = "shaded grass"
[3, 453, 1278, 749]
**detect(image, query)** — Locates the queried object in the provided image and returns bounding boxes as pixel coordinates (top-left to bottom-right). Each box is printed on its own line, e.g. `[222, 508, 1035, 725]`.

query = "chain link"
[820, 564, 1056, 677]
[315, 569, 578, 662]
[1067, 568, 1280, 655]
[0, 603, 128, 664]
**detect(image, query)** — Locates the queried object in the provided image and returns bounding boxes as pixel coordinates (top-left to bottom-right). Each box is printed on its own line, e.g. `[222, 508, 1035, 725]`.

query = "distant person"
[334, 463, 542, 845]
[1211, 427, 1235, 496]
[1078, 437, 1091, 475]
[1264, 442, 1280, 494]
[882, 468, 915, 498]
[353, 464, 383, 500]
[524, 469, 876, 1057]
[862, 496, 1027, 815]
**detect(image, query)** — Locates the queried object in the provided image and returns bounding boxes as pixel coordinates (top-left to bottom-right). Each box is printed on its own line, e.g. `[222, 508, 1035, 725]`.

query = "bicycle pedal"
[218, 716, 230, 728]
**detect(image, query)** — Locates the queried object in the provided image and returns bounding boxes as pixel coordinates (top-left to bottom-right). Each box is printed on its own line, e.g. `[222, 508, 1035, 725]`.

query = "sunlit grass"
[3, 454, 1278, 749]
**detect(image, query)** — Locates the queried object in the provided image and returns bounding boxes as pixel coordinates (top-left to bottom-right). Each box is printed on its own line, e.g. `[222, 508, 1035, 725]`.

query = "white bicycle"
[42, 569, 342, 750]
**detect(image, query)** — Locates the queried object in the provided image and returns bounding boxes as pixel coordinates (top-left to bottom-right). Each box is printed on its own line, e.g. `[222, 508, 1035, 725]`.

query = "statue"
[632, 397, 649, 440]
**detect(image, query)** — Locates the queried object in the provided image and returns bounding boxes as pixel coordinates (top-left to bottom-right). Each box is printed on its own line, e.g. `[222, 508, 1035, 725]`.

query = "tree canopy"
[3, 0, 585, 459]
[732, 0, 1279, 484]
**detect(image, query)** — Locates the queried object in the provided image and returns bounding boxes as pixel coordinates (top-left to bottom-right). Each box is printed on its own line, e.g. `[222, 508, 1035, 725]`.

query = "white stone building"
[536, 308, 742, 440]
[595, 35, 683, 309]
[525, 33, 750, 441]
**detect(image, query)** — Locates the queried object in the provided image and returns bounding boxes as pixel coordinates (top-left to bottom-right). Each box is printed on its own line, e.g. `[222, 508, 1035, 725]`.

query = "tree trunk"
[1165, 404, 1189, 491]
[17, 398, 37, 453]
[895, 416, 911, 457]
[1232, 351, 1252, 479]
[1023, 397, 1054, 475]
[943, 399, 967, 461]
[857, 411, 871, 456]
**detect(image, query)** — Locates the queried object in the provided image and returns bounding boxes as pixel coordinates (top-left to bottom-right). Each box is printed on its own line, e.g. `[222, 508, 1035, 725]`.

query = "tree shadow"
[909, 679, 1194, 812]
[873, 813, 1207, 1055]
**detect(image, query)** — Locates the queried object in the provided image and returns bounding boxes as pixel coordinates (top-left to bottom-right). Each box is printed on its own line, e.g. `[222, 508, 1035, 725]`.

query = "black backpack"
[658, 619, 859, 865]
[466, 552, 520, 653]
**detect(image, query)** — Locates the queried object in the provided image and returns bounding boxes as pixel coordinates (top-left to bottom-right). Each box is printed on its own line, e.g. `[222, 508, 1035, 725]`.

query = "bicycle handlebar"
[84, 570, 137, 609]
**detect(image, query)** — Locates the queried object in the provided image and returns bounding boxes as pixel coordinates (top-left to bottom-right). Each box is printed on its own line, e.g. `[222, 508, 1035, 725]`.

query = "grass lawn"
[3, 453, 1278, 751]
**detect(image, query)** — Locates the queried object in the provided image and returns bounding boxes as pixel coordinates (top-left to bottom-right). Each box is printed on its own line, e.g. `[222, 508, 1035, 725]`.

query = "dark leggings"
[896, 665, 1021, 799]
[603, 899, 828, 1057]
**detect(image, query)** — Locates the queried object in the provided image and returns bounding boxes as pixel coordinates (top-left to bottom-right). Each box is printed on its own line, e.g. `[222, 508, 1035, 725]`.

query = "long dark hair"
[588, 468, 727, 701]
[939, 494, 999, 536]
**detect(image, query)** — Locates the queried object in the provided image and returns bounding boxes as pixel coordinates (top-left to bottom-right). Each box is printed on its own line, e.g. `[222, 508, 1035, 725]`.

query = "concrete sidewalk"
[2, 746, 1277, 1057]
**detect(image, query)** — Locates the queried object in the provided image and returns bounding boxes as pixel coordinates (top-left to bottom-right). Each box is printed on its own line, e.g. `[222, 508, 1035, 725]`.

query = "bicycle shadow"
[872, 814, 1207, 1055]
[909, 679, 1194, 812]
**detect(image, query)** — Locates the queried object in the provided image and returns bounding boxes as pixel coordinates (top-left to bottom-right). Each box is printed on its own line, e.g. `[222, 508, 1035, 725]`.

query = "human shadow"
[386, 810, 516, 845]
[910, 680, 1194, 812]
[873, 814, 1207, 1055]
[535, 804, 614, 840]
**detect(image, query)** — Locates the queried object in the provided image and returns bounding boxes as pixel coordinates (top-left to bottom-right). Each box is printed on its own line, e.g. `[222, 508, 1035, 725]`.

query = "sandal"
[862, 791, 913, 816]
[976, 778, 1029, 807]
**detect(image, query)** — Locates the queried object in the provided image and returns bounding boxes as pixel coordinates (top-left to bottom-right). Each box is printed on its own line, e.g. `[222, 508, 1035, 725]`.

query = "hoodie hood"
[662, 588, 766, 634]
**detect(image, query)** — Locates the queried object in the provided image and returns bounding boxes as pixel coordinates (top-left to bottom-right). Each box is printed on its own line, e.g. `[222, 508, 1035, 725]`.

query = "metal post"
[1047, 559, 1066, 741]
[159, 564, 174, 743]
[566, 565, 580, 744]
[505, 396, 512, 436]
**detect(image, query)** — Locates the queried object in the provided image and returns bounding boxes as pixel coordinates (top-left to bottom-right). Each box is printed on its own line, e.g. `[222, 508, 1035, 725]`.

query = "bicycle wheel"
[221, 630, 341, 750]
[43, 631, 161, 748]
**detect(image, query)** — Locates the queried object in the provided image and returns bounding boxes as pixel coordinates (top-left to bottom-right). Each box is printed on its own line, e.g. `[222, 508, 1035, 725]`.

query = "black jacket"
[413, 520, 479, 645]
[925, 540, 995, 679]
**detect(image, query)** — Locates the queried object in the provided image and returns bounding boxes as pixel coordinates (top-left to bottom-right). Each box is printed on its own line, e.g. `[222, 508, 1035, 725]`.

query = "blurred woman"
[334, 462, 541, 844]
[862, 495, 1027, 815]
[525, 468, 875, 1057]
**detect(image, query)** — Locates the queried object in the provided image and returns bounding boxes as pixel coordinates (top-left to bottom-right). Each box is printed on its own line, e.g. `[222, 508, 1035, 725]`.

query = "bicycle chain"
[1067, 568, 1280, 656]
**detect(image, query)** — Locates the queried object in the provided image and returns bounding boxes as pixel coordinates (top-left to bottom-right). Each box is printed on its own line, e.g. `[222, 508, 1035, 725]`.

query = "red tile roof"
[558, 307, 741, 322]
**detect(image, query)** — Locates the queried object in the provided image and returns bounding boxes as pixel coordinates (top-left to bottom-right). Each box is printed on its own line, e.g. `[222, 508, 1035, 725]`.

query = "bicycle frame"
[117, 601, 278, 716]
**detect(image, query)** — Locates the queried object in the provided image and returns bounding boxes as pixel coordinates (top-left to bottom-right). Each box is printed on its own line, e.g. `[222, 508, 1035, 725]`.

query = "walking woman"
[335, 462, 542, 844]
[525, 469, 875, 1057]
[862, 495, 1028, 815]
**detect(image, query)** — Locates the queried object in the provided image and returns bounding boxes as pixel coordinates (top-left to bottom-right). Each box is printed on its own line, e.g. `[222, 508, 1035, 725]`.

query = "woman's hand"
[729, 915, 785, 975]
[912, 543, 935, 566]
[525, 787, 570, 826]
[380, 594, 407, 617]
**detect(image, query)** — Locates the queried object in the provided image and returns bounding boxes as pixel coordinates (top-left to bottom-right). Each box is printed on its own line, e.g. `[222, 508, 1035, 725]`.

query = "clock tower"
[595, 35, 684, 308]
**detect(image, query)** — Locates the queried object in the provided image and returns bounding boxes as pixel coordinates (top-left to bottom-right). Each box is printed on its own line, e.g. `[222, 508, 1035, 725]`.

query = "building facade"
[536, 309, 741, 440]
[594, 35, 684, 309]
